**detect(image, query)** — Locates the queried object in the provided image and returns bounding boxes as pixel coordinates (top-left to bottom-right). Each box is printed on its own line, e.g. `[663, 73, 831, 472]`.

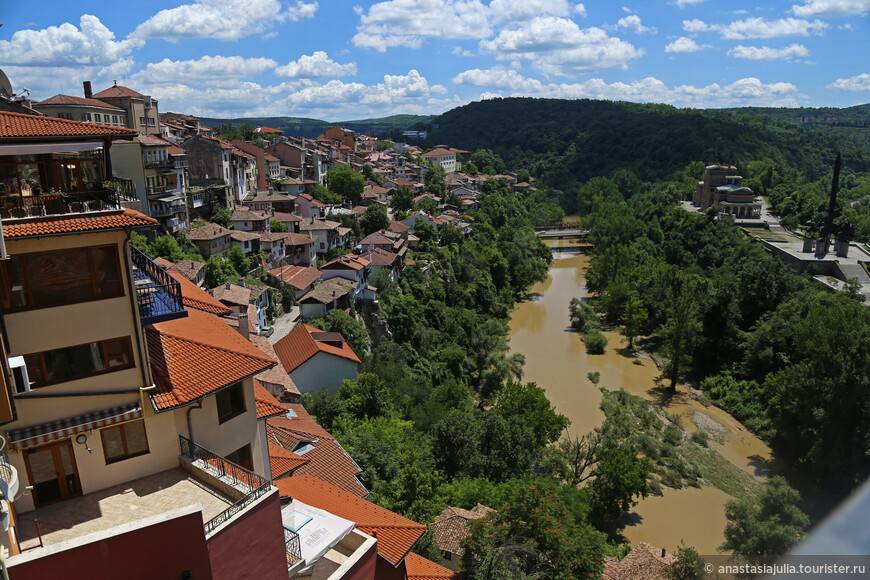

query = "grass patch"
[600, 389, 760, 498]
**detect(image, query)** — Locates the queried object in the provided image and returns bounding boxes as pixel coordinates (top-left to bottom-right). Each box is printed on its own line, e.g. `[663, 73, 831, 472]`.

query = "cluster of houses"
[0, 71, 688, 580]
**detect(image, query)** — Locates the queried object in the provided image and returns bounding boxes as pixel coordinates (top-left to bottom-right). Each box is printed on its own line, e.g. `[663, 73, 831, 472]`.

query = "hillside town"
[0, 78, 584, 579]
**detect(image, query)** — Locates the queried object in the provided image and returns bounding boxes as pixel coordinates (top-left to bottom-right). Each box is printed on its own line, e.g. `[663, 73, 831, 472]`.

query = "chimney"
[661, 548, 666, 558]
[83, 81, 92, 99]
[237, 312, 249, 341]
[225, 281, 231, 290]
[239, 277, 246, 288]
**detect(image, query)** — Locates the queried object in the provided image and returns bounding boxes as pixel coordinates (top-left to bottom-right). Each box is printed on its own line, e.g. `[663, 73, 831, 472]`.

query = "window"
[225, 444, 253, 471]
[1, 245, 123, 311]
[112, 115, 119, 124]
[22, 336, 133, 388]
[93, 114, 101, 123]
[216, 382, 246, 423]
[101, 419, 149, 463]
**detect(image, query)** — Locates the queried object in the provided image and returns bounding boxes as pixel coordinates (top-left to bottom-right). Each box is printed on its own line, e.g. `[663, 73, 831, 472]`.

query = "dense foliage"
[425, 98, 870, 189]
[581, 174, 870, 490]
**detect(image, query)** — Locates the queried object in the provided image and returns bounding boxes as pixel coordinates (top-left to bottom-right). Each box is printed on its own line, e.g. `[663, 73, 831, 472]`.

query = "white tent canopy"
[282, 499, 355, 571]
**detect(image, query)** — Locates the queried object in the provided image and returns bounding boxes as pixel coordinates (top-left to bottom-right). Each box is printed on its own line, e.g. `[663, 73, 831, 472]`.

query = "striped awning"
[6, 402, 142, 450]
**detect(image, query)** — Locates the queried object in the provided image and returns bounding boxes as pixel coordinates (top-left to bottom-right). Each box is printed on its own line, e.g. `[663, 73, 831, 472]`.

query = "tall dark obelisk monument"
[817, 152, 842, 256]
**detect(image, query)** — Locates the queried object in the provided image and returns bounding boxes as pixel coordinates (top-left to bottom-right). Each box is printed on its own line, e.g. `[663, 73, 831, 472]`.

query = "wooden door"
[23, 439, 82, 507]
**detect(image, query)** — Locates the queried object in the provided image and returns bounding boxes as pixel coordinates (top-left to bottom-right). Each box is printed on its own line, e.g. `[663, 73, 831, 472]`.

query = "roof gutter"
[149, 362, 276, 414]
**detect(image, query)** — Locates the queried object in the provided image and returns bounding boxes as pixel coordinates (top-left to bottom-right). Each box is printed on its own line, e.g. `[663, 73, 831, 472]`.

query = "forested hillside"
[199, 113, 431, 139]
[425, 98, 870, 188]
[723, 104, 870, 148]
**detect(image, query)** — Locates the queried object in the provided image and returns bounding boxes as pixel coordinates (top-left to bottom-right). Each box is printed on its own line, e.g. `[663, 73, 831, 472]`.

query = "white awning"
[0, 141, 105, 155]
[282, 500, 355, 571]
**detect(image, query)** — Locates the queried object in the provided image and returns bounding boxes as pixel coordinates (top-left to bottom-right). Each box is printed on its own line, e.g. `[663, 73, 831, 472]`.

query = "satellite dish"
[0, 68, 13, 98]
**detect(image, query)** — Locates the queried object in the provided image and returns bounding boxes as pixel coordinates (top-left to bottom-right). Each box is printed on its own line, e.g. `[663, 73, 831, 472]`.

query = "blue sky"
[1, 1, 869, 120]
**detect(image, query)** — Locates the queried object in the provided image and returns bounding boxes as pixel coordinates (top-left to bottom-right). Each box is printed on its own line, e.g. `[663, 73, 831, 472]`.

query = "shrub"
[582, 330, 608, 354]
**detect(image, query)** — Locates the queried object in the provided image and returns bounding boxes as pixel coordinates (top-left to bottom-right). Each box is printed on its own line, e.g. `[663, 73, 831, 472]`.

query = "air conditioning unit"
[8, 356, 31, 393]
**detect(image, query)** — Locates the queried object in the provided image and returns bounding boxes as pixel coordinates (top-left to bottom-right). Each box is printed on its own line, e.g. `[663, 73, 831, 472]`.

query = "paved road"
[268, 306, 300, 345]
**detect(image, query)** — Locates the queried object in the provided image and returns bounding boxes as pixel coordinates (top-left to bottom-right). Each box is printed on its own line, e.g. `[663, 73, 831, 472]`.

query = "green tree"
[620, 294, 648, 350]
[658, 274, 703, 392]
[270, 219, 288, 232]
[468, 149, 507, 175]
[228, 245, 250, 275]
[424, 165, 447, 197]
[309, 182, 343, 204]
[391, 185, 415, 212]
[203, 256, 239, 289]
[210, 205, 232, 228]
[150, 234, 186, 262]
[362, 163, 383, 185]
[583, 330, 608, 354]
[569, 297, 599, 333]
[338, 373, 393, 420]
[280, 284, 295, 311]
[587, 447, 651, 529]
[720, 476, 809, 555]
[308, 310, 371, 356]
[494, 381, 569, 448]
[460, 479, 607, 580]
[327, 165, 365, 203]
[664, 543, 705, 580]
[360, 204, 390, 236]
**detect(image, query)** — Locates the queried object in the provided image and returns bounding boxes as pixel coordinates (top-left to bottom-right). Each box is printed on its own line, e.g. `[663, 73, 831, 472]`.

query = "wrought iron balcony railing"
[131, 246, 187, 324]
[179, 435, 272, 536]
[0, 189, 121, 219]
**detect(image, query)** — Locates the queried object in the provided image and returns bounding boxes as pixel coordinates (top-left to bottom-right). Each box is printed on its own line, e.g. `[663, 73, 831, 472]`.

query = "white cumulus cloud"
[791, 0, 870, 17]
[618, 14, 656, 34]
[132, 56, 278, 84]
[0, 15, 141, 67]
[665, 37, 708, 53]
[275, 52, 357, 78]
[673, 0, 707, 6]
[480, 17, 643, 75]
[488, 0, 577, 23]
[728, 44, 809, 60]
[352, 0, 491, 50]
[133, 0, 317, 41]
[828, 73, 870, 91]
[453, 66, 546, 92]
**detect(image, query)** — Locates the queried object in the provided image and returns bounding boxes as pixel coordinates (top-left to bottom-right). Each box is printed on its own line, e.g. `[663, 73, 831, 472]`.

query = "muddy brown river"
[508, 247, 776, 555]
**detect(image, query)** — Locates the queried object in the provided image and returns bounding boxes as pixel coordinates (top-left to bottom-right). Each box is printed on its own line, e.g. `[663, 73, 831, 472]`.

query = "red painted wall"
[207, 489, 287, 580]
[340, 537, 378, 580]
[8, 511, 212, 580]
[376, 556, 408, 580]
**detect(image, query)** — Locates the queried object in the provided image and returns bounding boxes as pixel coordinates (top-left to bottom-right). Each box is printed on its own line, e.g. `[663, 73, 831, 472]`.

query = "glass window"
[101, 420, 149, 463]
[22, 337, 133, 388]
[216, 383, 246, 423]
[226, 444, 253, 471]
[1, 245, 123, 311]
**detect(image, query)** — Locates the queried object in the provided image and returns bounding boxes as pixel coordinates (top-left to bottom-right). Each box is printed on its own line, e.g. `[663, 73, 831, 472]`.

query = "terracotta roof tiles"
[168, 259, 205, 283]
[248, 336, 301, 400]
[430, 504, 495, 556]
[404, 553, 460, 580]
[212, 281, 252, 306]
[0, 110, 138, 139]
[166, 271, 232, 316]
[146, 308, 275, 411]
[254, 380, 287, 419]
[268, 441, 309, 479]
[297, 278, 356, 305]
[273, 324, 360, 373]
[268, 265, 321, 291]
[35, 94, 125, 110]
[276, 474, 425, 565]
[186, 222, 231, 240]
[93, 85, 145, 99]
[1, 208, 156, 238]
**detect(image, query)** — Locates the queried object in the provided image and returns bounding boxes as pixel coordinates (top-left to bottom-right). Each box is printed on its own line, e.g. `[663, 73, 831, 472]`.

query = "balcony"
[0, 436, 19, 500]
[173, 158, 188, 169]
[0, 189, 120, 220]
[14, 438, 277, 554]
[144, 158, 174, 170]
[131, 246, 187, 324]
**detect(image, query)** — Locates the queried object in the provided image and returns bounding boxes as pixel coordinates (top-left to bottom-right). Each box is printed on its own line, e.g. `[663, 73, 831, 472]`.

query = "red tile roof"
[211, 281, 252, 306]
[322, 254, 369, 271]
[153, 256, 174, 269]
[268, 265, 321, 291]
[268, 441, 309, 479]
[187, 222, 231, 240]
[146, 308, 275, 411]
[258, 127, 283, 134]
[404, 553, 460, 580]
[36, 94, 125, 110]
[0, 110, 138, 139]
[166, 271, 232, 316]
[609, 542, 676, 580]
[273, 324, 360, 373]
[248, 335, 301, 400]
[168, 259, 205, 283]
[254, 380, 287, 419]
[93, 85, 146, 99]
[276, 474, 426, 565]
[2, 208, 156, 238]
[430, 504, 495, 556]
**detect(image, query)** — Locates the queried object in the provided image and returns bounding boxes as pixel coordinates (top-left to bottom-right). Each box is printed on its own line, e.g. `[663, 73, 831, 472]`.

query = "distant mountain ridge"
[422, 97, 870, 186]
[199, 114, 432, 139]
